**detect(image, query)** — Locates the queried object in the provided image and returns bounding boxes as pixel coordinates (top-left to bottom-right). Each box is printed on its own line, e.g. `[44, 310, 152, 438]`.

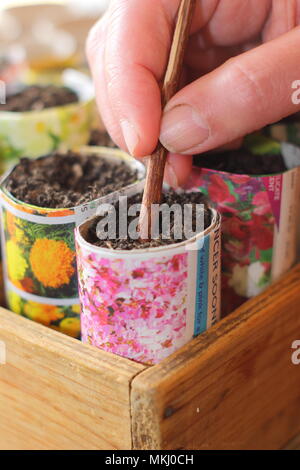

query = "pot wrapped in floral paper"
[0, 74, 94, 170]
[75, 187, 221, 365]
[186, 134, 300, 316]
[0, 147, 145, 338]
[263, 116, 300, 263]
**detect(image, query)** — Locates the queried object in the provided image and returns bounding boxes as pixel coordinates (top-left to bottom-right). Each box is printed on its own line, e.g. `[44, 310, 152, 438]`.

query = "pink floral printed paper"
[76, 244, 189, 364]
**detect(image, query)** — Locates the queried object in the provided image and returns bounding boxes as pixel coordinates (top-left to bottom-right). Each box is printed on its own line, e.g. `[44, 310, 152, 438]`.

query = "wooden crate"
[1, 264, 300, 450]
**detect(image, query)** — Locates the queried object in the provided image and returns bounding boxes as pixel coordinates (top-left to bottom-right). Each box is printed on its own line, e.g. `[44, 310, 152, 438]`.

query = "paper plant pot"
[0, 148, 145, 338]
[264, 121, 300, 261]
[186, 135, 300, 316]
[0, 82, 94, 171]
[75, 195, 221, 365]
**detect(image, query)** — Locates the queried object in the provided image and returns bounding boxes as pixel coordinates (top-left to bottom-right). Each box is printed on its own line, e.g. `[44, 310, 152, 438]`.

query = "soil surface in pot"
[89, 129, 117, 148]
[0, 85, 78, 112]
[5, 151, 138, 208]
[194, 149, 287, 175]
[84, 190, 212, 250]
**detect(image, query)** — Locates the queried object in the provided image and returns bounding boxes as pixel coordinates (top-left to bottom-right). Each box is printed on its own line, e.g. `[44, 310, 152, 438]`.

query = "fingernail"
[120, 119, 140, 156]
[164, 162, 178, 188]
[160, 105, 209, 153]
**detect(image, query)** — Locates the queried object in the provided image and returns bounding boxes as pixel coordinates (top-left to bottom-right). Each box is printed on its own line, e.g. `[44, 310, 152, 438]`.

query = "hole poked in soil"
[193, 149, 287, 175]
[0, 85, 79, 112]
[4, 151, 139, 209]
[82, 190, 212, 251]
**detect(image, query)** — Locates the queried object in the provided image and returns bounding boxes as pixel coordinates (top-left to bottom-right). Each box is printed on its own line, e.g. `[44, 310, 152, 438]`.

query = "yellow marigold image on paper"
[6, 240, 28, 281]
[24, 301, 64, 326]
[15, 227, 28, 244]
[7, 291, 22, 315]
[29, 239, 75, 288]
[59, 317, 81, 338]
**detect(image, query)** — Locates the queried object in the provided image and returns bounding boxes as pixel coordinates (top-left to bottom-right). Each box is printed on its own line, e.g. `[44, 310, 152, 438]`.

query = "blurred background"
[0, 0, 109, 87]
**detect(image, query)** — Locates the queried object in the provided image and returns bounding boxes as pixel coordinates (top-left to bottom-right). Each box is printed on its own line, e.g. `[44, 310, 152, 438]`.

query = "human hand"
[87, 0, 300, 187]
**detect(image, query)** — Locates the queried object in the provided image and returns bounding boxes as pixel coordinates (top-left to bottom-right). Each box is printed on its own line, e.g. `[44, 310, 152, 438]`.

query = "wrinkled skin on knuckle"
[225, 57, 268, 116]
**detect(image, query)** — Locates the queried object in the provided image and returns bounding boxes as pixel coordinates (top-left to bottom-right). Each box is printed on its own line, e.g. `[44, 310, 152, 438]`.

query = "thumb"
[160, 27, 300, 155]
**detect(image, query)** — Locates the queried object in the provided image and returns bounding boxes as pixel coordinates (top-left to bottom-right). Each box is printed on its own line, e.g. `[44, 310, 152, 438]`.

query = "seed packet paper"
[75, 185, 221, 365]
[186, 134, 300, 316]
[0, 148, 145, 338]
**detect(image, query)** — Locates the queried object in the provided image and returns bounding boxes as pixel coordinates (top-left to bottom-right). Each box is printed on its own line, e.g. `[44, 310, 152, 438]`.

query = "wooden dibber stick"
[139, 0, 196, 240]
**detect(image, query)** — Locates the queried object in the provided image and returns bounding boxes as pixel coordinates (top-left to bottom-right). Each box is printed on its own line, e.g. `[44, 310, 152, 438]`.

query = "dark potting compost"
[194, 149, 287, 175]
[5, 151, 138, 208]
[84, 190, 212, 250]
[0, 85, 79, 112]
[89, 129, 117, 148]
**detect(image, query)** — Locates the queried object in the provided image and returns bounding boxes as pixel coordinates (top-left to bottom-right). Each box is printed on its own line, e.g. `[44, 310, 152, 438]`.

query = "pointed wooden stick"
[139, 0, 196, 240]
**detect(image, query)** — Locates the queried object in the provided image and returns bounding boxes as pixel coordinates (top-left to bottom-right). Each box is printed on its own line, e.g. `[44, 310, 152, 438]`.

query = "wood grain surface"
[284, 433, 300, 450]
[1, 266, 300, 450]
[0, 309, 145, 450]
[131, 265, 300, 450]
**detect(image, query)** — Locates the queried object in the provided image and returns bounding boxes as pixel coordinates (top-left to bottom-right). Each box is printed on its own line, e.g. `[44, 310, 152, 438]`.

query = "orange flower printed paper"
[30, 239, 75, 288]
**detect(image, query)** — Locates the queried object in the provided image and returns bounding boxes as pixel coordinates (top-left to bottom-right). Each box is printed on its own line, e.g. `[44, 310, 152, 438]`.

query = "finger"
[160, 27, 300, 155]
[164, 153, 193, 188]
[95, 0, 222, 157]
[86, 17, 127, 150]
[200, 0, 272, 46]
[263, 0, 300, 41]
[102, 0, 175, 157]
[219, 137, 244, 150]
[185, 40, 242, 73]
[86, 0, 271, 157]
[211, 137, 244, 152]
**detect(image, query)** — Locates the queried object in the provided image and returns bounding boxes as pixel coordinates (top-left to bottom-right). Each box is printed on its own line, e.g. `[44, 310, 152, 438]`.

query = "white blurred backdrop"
[1, 1, 110, 14]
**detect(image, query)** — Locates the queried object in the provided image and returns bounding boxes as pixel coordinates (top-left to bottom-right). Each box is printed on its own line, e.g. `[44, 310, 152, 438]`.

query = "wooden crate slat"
[284, 432, 300, 450]
[131, 265, 300, 450]
[0, 309, 145, 450]
[1, 266, 300, 450]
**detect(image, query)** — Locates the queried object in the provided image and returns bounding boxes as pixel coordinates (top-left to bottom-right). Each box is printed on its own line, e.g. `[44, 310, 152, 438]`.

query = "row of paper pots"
[0, 148, 222, 365]
[0, 147, 145, 341]
[1, 133, 300, 364]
